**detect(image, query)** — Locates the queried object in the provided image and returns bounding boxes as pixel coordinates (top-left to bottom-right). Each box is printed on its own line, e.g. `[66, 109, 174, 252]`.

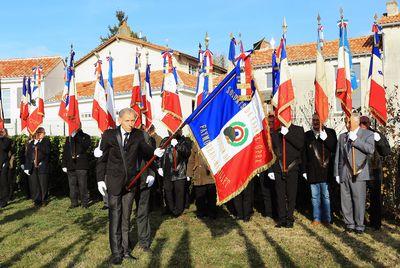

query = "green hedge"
[12, 135, 101, 199]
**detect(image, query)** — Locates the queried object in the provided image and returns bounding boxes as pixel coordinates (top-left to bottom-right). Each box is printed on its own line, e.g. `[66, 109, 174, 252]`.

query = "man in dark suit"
[360, 116, 391, 230]
[24, 127, 51, 207]
[0, 128, 12, 208]
[268, 123, 304, 228]
[303, 113, 337, 225]
[96, 108, 164, 265]
[62, 127, 92, 209]
[334, 113, 375, 234]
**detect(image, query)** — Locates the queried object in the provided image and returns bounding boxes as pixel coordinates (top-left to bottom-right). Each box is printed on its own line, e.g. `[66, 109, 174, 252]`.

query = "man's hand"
[280, 126, 289, 136]
[267, 172, 275, 180]
[158, 168, 164, 177]
[171, 139, 178, 147]
[349, 132, 357, 141]
[62, 167, 67, 173]
[146, 175, 155, 187]
[374, 132, 381, 142]
[319, 130, 328, 141]
[154, 148, 165, 158]
[336, 176, 340, 184]
[302, 173, 308, 180]
[98, 181, 107, 196]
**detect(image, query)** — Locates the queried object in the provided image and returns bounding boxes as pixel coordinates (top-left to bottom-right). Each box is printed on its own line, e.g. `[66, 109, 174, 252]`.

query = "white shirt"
[348, 127, 360, 137]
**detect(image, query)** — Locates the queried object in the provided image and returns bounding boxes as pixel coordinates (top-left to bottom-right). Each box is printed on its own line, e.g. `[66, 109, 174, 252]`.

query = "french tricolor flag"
[368, 21, 387, 125]
[92, 59, 109, 133]
[27, 66, 45, 134]
[20, 76, 30, 131]
[161, 50, 182, 132]
[195, 46, 213, 107]
[106, 55, 116, 128]
[142, 63, 153, 130]
[130, 50, 143, 128]
[336, 15, 357, 118]
[185, 62, 275, 205]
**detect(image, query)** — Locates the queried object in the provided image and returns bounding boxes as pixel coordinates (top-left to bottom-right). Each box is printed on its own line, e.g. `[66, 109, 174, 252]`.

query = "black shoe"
[123, 253, 137, 260]
[111, 256, 123, 265]
[82, 204, 88, 209]
[69, 204, 79, 209]
[101, 206, 108, 210]
[344, 227, 354, 233]
[355, 229, 364, 235]
[285, 222, 294, 228]
[275, 222, 286, 228]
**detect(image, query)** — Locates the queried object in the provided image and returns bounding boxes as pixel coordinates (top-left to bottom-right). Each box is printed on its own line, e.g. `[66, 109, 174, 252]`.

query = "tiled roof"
[379, 13, 400, 24]
[0, 56, 63, 78]
[252, 36, 373, 67]
[47, 70, 198, 102]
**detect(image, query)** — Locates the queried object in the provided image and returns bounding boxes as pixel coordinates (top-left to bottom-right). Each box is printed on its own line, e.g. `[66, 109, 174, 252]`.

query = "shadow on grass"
[0, 205, 37, 226]
[0, 223, 32, 245]
[41, 212, 108, 268]
[148, 237, 168, 268]
[367, 229, 400, 255]
[256, 223, 297, 267]
[1, 226, 66, 267]
[297, 221, 356, 266]
[167, 224, 192, 267]
[326, 224, 385, 267]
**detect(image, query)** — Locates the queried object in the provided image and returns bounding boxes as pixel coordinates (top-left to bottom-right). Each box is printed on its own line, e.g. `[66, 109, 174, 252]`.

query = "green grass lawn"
[1, 196, 399, 267]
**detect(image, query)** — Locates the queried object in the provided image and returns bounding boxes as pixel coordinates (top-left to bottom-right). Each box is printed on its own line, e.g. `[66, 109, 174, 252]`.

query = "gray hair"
[351, 112, 360, 122]
[118, 107, 135, 118]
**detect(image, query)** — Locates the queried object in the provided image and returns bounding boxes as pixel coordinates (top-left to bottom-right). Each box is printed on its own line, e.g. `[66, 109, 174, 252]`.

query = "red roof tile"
[0, 56, 63, 78]
[252, 36, 373, 67]
[379, 13, 400, 24]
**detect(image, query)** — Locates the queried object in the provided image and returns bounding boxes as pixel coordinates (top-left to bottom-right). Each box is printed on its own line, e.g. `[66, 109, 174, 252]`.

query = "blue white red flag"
[185, 61, 275, 205]
[27, 66, 45, 134]
[106, 55, 116, 128]
[92, 59, 109, 133]
[20, 76, 30, 131]
[142, 63, 153, 130]
[195, 46, 213, 107]
[130, 50, 143, 128]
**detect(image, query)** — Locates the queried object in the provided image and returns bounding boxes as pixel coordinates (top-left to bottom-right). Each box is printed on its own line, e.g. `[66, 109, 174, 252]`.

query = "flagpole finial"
[205, 32, 210, 49]
[317, 13, 321, 25]
[339, 7, 344, 20]
[165, 38, 169, 48]
[374, 13, 379, 22]
[70, 44, 73, 52]
[282, 17, 288, 34]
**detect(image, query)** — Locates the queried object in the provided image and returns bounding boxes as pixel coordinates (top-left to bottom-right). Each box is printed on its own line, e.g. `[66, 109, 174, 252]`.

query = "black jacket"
[369, 130, 390, 176]
[62, 130, 91, 171]
[25, 138, 51, 174]
[96, 127, 155, 196]
[303, 127, 337, 184]
[0, 137, 12, 171]
[270, 124, 305, 174]
[160, 135, 192, 181]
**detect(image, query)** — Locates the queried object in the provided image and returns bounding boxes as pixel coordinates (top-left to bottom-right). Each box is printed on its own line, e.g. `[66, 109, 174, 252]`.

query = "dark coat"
[303, 127, 337, 184]
[0, 137, 12, 171]
[62, 130, 91, 171]
[96, 127, 155, 196]
[270, 124, 305, 174]
[160, 135, 192, 181]
[25, 138, 51, 174]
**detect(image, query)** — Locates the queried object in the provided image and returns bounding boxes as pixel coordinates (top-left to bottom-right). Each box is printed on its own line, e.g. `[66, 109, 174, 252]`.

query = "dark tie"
[346, 136, 352, 153]
[123, 132, 130, 151]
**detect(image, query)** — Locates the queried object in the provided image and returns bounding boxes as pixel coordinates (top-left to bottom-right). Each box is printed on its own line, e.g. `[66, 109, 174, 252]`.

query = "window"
[334, 63, 362, 112]
[81, 112, 92, 119]
[17, 87, 22, 108]
[188, 64, 198, 75]
[266, 72, 273, 89]
[1, 89, 11, 124]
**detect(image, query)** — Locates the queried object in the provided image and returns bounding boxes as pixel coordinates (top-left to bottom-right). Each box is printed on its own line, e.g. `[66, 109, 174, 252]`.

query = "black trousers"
[368, 169, 383, 229]
[233, 180, 254, 220]
[67, 170, 89, 206]
[259, 172, 276, 218]
[29, 169, 48, 205]
[164, 177, 186, 216]
[194, 184, 217, 218]
[0, 167, 9, 206]
[108, 191, 134, 257]
[275, 171, 298, 224]
[135, 187, 151, 248]
[8, 167, 16, 201]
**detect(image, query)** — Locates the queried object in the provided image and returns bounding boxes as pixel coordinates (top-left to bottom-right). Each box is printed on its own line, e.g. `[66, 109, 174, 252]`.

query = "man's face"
[267, 115, 275, 127]
[346, 116, 359, 131]
[312, 115, 321, 131]
[36, 131, 45, 140]
[360, 123, 368, 130]
[118, 112, 135, 132]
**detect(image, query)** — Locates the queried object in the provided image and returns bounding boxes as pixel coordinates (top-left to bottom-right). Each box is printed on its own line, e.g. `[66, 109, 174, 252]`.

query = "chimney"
[387, 0, 399, 16]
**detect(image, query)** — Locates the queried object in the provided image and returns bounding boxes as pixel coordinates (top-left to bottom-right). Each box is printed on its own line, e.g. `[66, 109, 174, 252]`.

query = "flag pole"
[282, 17, 288, 173]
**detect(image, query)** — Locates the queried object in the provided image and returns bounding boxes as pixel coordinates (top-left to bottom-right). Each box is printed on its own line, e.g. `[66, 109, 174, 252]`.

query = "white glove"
[374, 132, 381, 142]
[171, 139, 178, 147]
[280, 126, 289, 136]
[97, 181, 107, 196]
[336, 176, 340, 184]
[303, 173, 308, 180]
[267, 172, 275, 180]
[24, 169, 30, 176]
[146, 175, 155, 187]
[187, 176, 191, 182]
[62, 167, 67, 173]
[34, 139, 39, 145]
[94, 147, 103, 158]
[154, 148, 165, 157]
[158, 168, 164, 177]
[20, 164, 25, 170]
[319, 130, 328, 141]
[349, 131, 357, 141]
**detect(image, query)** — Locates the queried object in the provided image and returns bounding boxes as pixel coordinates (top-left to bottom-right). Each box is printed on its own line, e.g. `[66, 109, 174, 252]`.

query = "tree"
[100, 10, 147, 43]
[213, 53, 227, 69]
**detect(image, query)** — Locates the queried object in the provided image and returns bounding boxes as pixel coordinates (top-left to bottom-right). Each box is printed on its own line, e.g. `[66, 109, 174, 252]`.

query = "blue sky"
[0, 1, 387, 60]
